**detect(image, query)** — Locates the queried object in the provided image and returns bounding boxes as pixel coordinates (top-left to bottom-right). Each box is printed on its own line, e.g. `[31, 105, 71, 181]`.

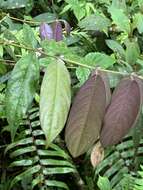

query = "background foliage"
[1, 0, 143, 189]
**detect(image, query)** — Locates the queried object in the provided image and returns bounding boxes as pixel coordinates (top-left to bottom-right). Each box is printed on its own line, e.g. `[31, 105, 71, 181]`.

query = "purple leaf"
[63, 20, 71, 35]
[39, 23, 53, 40]
[100, 77, 142, 147]
[65, 71, 111, 157]
[53, 21, 63, 41]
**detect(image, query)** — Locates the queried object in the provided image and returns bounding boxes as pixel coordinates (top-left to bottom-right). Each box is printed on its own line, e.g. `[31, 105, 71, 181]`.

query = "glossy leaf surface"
[6, 53, 39, 140]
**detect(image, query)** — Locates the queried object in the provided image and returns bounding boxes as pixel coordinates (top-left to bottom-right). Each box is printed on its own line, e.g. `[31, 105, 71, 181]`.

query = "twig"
[0, 58, 15, 65]
[1, 39, 143, 80]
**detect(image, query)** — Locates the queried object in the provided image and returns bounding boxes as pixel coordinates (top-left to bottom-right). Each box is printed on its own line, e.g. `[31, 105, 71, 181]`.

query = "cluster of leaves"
[1, 0, 143, 190]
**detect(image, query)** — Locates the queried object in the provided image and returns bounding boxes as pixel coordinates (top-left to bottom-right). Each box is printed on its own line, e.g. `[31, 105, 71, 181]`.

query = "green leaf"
[43, 167, 75, 174]
[39, 57, 56, 68]
[5, 53, 39, 140]
[106, 40, 125, 59]
[125, 41, 140, 65]
[40, 59, 71, 146]
[0, 45, 3, 58]
[108, 6, 130, 34]
[63, 0, 85, 21]
[10, 146, 36, 158]
[79, 14, 111, 33]
[76, 52, 116, 85]
[41, 40, 70, 56]
[10, 165, 41, 189]
[22, 24, 38, 48]
[133, 13, 143, 34]
[111, 0, 127, 11]
[33, 12, 56, 23]
[97, 175, 111, 190]
[0, 0, 31, 9]
[45, 180, 69, 189]
[138, 0, 143, 8]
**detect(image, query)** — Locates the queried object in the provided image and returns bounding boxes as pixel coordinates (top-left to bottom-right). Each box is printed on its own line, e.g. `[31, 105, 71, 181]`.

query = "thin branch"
[1, 39, 143, 80]
[8, 15, 40, 25]
[0, 58, 15, 65]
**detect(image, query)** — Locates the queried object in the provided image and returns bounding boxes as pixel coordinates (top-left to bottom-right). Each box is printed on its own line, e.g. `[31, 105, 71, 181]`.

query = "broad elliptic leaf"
[40, 59, 71, 146]
[65, 71, 111, 157]
[100, 77, 142, 147]
[6, 53, 39, 140]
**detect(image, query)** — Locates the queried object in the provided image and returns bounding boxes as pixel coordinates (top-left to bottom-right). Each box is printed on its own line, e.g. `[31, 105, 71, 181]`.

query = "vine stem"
[0, 59, 15, 65]
[7, 15, 40, 24]
[1, 39, 143, 80]
[7, 15, 64, 25]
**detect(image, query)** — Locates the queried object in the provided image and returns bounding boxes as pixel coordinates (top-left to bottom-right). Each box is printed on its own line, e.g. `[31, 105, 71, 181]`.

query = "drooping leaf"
[52, 21, 63, 41]
[5, 53, 39, 140]
[40, 59, 71, 146]
[100, 77, 142, 147]
[65, 71, 111, 157]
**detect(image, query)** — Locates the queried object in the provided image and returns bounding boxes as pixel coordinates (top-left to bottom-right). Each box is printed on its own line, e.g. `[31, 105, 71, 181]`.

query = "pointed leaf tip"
[65, 71, 111, 157]
[100, 77, 142, 147]
[40, 59, 71, 146]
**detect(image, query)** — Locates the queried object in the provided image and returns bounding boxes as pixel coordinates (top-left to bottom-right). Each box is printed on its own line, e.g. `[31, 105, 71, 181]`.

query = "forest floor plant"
[1, 0, 143, 190]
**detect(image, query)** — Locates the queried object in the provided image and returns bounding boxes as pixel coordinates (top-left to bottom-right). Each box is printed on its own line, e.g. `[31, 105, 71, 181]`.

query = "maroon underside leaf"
[65, 71, 111, 157]
[52, 21, 63, 41]
[100, 77, 142, 147]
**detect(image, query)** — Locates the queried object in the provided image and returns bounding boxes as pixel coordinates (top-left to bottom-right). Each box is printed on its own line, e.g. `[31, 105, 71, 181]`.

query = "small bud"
[52, 21, 63, 42]
[39, 23, 53, 40]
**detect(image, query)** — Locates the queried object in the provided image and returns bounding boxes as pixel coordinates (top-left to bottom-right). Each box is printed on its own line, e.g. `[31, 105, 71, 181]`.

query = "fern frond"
[134, 165, 143, 190]
[94, 135, 143, 190]
[5, 107, 76, 189]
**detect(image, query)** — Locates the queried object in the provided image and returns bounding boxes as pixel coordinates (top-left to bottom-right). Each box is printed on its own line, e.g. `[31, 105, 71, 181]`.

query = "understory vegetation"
[1, 0, 143, 189]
